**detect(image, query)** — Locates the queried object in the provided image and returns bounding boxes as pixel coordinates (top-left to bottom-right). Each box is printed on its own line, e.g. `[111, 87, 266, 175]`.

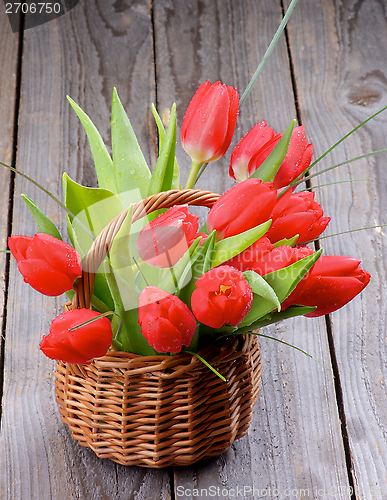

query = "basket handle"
[71, 188, 220, 309]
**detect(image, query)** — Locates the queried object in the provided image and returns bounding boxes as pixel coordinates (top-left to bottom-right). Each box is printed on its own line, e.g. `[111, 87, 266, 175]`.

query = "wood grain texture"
[0, 2, 171, 499]
[0, 5, 19, 365]
[3, 0, 386, 498]
[153, 1, 350, 497]
[286, 0, 387, 498]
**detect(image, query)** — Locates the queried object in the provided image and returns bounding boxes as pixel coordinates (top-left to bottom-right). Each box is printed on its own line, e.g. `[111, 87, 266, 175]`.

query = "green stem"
[185, 160, 203, 189]
[193, 161, 209, 186]
[239, 0, 299, 107]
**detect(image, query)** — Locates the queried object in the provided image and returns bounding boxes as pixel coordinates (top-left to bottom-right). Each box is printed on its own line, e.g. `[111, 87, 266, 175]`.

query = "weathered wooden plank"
[0, 1, 171, 498]
[286, 0, 387, 498]
[154, 1, 350, 497]
[0, 17, 19, 306]
[0, 3, 19, 417]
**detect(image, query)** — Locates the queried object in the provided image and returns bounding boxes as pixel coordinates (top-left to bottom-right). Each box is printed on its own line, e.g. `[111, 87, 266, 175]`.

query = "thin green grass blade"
[250, 332, 327, 369]
[0, 161, 74, 218]
[294, 149, 387, 188]
[279, 106, 387, 198]
[239, 0, 299, 106]
[185, 350, 227, 382]
[69, 311, 115, 331]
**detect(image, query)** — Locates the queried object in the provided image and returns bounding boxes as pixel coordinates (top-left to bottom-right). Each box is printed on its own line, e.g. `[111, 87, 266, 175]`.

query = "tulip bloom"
[225, 236, 274, 271]
[138, 286, 197, 353]
[206, 178, 277, 240]
[8, 233, 82, 296]
[182, 81, 239, 189]
[273, 126, 313, 189]
[249, 245, 315, 276]
[229, 121, 279, 182]
[289, 255, 370, 317]
[267, 190, 330, 245]
[181, 80, 239, 165]
[40, 309, 113, 364]
[229, 121, 313, 189]
[191, 265, 253, 329]
[136, 206, 199, 268]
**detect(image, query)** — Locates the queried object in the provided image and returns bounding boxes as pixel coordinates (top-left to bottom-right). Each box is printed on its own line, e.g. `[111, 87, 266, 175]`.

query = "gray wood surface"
[0, 6, 19, 393]
[287, 1, 387, 498]
[0, 0, 386, 499]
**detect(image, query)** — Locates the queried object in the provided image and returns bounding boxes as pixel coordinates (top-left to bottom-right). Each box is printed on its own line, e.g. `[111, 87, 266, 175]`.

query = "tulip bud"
[229, 121, 278, 182]
[191, 265, 253, 329]
[40, 309, 113, 364]
[136, 206, 199, 268]
[229, 121, 313, 189]
[289, 255, 370, 317]
[8, 233, 82, 296]
[267, 190, 330, 245]
[206, 178, 277, 240]
[181, 80, 239, 164]
[138, 286, 197, 353]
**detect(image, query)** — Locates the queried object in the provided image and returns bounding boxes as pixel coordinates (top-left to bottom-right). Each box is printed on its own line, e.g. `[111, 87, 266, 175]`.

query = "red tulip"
[229, 121, 313, 189]
[138, 286, 197, 353]
[249, 245, 315, 276]
[181, 80, 239, 164]
[191, 265, 253, 329]
[224, 236, 274, 271]
[206, 178, 277, 240]
[8, 233, 82, 296]
[229, 121, 279, 182]
[136, 206, 199, 268]
[273, 126, 313, 189]
[267, 190, 330, 245]
[289, 255, 370, 317]
[40, 309, 113, 364]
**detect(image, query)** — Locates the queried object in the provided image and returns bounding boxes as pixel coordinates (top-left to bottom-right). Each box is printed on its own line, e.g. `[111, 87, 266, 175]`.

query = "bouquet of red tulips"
[7, 82, 370, 366]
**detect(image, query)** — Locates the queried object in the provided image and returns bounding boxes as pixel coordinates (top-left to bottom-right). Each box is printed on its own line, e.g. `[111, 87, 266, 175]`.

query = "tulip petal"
[18, 260, 75, 296]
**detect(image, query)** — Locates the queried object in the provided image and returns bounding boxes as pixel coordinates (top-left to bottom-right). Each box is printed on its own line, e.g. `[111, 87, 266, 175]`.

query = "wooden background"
[1, 0, 387, 498]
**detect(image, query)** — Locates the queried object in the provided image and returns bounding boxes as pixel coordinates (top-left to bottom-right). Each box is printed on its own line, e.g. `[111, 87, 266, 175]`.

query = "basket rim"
[55, 334, 258, 378]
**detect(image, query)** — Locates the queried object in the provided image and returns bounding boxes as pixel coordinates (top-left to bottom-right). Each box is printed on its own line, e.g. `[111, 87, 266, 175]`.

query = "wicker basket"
[54, 189, 262, 467]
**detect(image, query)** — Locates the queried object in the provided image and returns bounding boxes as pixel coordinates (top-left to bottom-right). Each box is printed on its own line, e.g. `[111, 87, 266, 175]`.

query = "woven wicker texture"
[55, 335, 261, 467]
[56, 189, 262, 467]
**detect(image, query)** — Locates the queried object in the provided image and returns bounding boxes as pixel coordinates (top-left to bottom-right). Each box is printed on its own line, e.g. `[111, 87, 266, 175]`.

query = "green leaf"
[117, 308, 158, 355]
[250, 120, 295, 182]
[151, 103, 167, 153]
[157, 237, 202, 294]
[63, 173, 125, 255]
[111, 88, 151, 198]
[148, 103, 177, 195]
[264, 248, 322, 302]
[239, 249, 321, 328]
[243, 270, 280, 310]
[152, 104, 180, 190]
[21, 195, 62, 240]
[247, 305, 317, 329]
[108, 205, 137, 285]
[211, 220, 272, 268]
[274, 234, 299, 248]
[67, 96, 117, 193]
[178, 231, 216, 306]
